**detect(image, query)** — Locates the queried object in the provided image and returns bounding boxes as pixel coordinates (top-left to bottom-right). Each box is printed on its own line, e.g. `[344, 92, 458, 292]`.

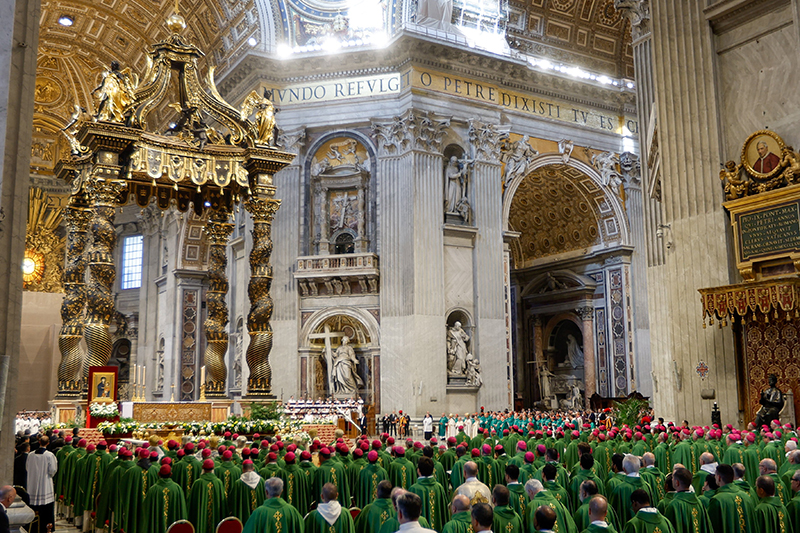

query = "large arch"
[299, 305, 381, 348]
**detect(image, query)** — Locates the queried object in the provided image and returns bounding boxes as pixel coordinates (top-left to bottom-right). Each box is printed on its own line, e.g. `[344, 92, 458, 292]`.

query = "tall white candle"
[132, 364, 136, 386]
[201, 365, 206, 385]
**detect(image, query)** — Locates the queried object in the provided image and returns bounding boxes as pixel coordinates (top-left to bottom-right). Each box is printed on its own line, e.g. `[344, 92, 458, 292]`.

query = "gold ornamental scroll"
[132, 402, 212, 423]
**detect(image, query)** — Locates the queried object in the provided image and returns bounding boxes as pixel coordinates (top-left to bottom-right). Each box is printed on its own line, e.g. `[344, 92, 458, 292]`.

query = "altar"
[125, 401, 229, 423]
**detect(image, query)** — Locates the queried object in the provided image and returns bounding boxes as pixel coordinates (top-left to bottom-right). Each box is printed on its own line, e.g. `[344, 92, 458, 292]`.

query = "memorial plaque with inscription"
[737, 203, 800, 261]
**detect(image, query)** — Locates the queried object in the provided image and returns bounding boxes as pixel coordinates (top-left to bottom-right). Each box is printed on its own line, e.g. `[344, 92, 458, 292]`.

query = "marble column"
[577, 306, 596, 406]
[0, 0, 40, 483]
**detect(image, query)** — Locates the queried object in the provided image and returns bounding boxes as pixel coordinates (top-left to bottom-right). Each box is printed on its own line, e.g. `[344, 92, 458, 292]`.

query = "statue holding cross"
[309, 324, 363, 397]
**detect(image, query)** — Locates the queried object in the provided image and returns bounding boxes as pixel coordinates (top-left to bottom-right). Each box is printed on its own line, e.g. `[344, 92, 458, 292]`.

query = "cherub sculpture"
[719, 160, 747, 200]
[241, 88, 278, 146]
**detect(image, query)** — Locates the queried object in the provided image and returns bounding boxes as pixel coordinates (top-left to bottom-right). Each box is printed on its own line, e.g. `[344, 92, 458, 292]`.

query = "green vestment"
[440, 510, 472, 533]
[312, 460, 351, 507]
[227, 474, 265, 525]
[354, 463, 388, 509]
[543, 480, 572, 513]
[786, 492, 800, 533]
[260, 462, 283, 480]
[388, 457, 416, 490]
[569, 469, 606, 509]
[663, 491, 712, 533]
[242, 497, 305, 533]
[525, 491, 577, 533]
[63, 447, 87, 506]
[188, 472, 228, 533]
[281, 463, 311, 516]
[118, 462, 159, 533]
[706, 484, 755, 533]
[96, 459, 133, 530]
[742, 447, 760, 488]
[305, 506, 356, 533]
[214, 461, 242, 497]
[379, 516, 431, 533]
[609, 475, 653, 525]
[507, 483, 530, 518]
[754, 495, 790, 533]
[409, 476, 450, 531]
[54, 444, 75, 500]
[494, 504, 524, 533]
[572, 497, 621, 531]
[173, 456, 202, 503]
[656, 493, 674, 515]
[354, 498, 395, 533]
[621, 509, 676, 533]
[143, 477, 188, 533]
[639, 467, 665, 506]
[580, 524, 618, 533]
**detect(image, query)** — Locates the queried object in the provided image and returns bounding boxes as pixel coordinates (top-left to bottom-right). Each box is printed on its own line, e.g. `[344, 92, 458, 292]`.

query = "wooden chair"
[216, 517, 243, 533]
[349, 507, 361, 519]
[166, 520, 195, 533]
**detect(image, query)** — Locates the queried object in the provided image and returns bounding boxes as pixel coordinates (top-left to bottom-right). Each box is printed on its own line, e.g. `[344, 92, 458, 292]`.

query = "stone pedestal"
[210, 399, 233, 422]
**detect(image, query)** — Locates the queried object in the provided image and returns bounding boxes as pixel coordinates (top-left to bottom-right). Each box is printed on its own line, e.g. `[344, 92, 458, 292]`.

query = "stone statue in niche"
[465, 354, 482, 387]
[446, 321, 470, 375]
[331, 191, 358, 231]
[155, 346, 165, 392]
[332, 336, 363, 395]
[566, 334, 584, 369]
[416, 0, 456, 32]
[444, 156, 473, 224]
[233, 320, 243, 389]
[539, 364, 555, 406]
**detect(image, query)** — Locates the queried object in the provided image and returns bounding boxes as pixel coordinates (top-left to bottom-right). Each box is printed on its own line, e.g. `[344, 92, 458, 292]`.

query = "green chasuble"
[312, 460, 351, 507]
[494, 504, 524, 533]
[754, 495, 791, 533]
[569, 469, 606, 509]
[742, 447, 760, 487]
[242, 497, 305, 533]
[609, 476, 653, 525]
[96, 460, 132, 529]
[173, 456, 202, 503]
[305, 505, 356, 533]
[525, 491, 578, 533]
[543, 480, 572, 513]
[621, 509, 676, 533]
[354, 463, 388, 509]
[508, 483, 530, 518]
[80, 450, 113, 514]
[348, 459, 367, 491]
[581, 523, 618, 533]
[227, 473, 265, 525]
[63, 447, 87, 506]
[188, 472, 229, 533]
[388, 456, 416, 491]
[72, 450, 94, 517]
[706, 484, 755, 533]
[299, 460, 318, 488]
[260, 463, 283, 480]
[118, 462, 159, 533]
[54, 444, 75, 500]
[143, 477, 189, 533]
[409, 476, 450, 531]
[440, 511, 472, 533]
[639, 468, 665, 506]
[281, 463, 311, 516]
[379, 516, 431, 533]
[787, 493, 800, 533]
[214, 461, 242, 497]
[663, 491, 712, 533]
[573, 497, 621, 532]
[656, 493, 674, 515]
[355, 498, 396, 533]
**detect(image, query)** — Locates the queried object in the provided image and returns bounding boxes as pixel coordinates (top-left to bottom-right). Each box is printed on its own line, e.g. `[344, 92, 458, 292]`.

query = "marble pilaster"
[577, 306, 596, 406]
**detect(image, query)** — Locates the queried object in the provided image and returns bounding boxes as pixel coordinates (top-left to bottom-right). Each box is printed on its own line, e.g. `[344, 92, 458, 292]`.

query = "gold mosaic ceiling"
[507, 0, 634, 78]
[508, 163, 622, 266]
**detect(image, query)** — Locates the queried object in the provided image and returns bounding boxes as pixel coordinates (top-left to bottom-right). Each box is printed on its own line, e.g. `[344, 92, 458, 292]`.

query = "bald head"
[0, 486, 15, 508]
[588, 495, 609, 522]
[756, 475, 775, 498]
[759, 458, 777, 474]
[464, 461, 478, 478]
[642, 453, 656, 467]
[785, 440, 797, 453]
[452, 494, 471, 513]
[534, 505, 557, 531]
[700, 452, 715, 465]
[525, 478, 544, 497]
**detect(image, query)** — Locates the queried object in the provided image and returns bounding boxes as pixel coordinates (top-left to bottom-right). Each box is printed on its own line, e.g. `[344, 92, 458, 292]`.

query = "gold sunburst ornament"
[22, 248, 45, 287]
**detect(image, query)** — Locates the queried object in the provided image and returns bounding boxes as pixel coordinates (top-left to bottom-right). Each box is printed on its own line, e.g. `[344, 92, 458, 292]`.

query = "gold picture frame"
[91, 372, 116, 403]
[741, 129, 786, 180]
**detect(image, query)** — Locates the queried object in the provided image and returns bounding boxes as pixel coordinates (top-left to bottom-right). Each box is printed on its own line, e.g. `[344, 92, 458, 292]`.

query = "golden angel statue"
[719, 160, 747, 200]
[241, 88, 277, 146]
[92, 60, 137, 123]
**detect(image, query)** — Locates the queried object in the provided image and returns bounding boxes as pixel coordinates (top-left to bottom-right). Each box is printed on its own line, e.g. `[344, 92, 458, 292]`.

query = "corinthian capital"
[576, 306, 594, 321]
[614, 0, 650, 41]
[371, 109, 450, 156]
[468, 120, 509, 163]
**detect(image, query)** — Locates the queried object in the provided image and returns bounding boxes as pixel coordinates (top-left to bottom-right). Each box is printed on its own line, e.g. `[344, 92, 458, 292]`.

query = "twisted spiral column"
[243, 191, 281, 397]
[56, 196, 92, 398]
[203, 208, 234, 398]
[83, 175, 126, 386]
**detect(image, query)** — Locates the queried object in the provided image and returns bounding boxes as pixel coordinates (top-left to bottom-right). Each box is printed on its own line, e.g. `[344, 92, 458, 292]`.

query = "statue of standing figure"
[332, 336, 363, 395]
[447, 321, 470, 374]
[754, 374, 785, 428]
[566, 334, 584, 369]
[444, 156, 466, 214]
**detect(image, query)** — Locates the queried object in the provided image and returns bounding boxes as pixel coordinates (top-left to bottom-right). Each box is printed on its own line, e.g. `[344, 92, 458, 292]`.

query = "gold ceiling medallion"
[54, 9, 294, 400]
[719, 130, 800, 200]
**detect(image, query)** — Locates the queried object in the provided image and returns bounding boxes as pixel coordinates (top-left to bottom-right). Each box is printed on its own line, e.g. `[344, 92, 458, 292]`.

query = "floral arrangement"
[89, 402, 119, 419]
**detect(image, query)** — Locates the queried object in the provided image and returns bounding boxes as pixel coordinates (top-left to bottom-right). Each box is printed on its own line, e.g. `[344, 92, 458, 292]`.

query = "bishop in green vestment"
[62, 439, 87, 509]
[408, 457, 450, 531]
[242, 476, 305, 533]
[354, 481, 396, 533]
[506, 465, 530, 519]
[706, 465, 755, 533]
[493, 485, 524, 533]
[608, 457, 654, 525]
[579, 495, 619, 533]
[355, 451, 388, 509]
[96, 449, 134, 531]
[441, 495, 472, 533]
[388, 447, 416, 490]
[753, 475, 791, 533]
[214, 450, 242, 497]
[143, 465, 188, 533]
[305, 483, 355, 533]
[280, 452, 310, 516]
[312, 449, 351, 507]
[118, 449, 159, 533]
[227, 459, 265, 525]
[173, 447, 202, 503]
[663, 468, 711, 533]
[787, 484, 800, 533]
[524, 479, 578, 533]
[188, 460, 228, 533]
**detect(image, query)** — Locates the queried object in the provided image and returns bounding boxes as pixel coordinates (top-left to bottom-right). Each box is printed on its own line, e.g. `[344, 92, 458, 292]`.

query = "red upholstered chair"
[350, 508, 361, 519]
[216, 517, 243, 533]
[166, 520, 195, 533]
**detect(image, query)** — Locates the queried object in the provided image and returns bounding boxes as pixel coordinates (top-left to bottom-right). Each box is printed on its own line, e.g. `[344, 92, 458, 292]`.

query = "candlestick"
[200, 365, 207, 401]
